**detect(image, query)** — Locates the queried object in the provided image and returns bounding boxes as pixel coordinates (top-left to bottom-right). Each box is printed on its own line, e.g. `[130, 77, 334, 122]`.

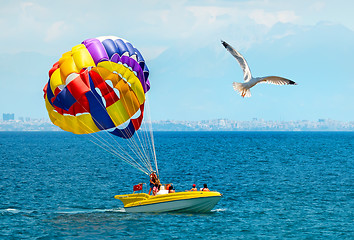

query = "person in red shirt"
[168, 184, 175, 193]
[201, 184, 210, 191]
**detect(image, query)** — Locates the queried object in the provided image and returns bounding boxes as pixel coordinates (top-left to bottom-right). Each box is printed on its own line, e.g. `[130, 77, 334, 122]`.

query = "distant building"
[3, 113, 14, 121]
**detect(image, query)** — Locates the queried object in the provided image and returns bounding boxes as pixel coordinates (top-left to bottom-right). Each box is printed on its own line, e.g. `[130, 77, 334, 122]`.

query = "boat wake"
[1, 207, 126, 215]
[0, 208, 20, 214]
[0, 208, 35, 214]
[55, 207, 126, 214]
[104, 208, 126, 213]
[211, 208, 227, 212]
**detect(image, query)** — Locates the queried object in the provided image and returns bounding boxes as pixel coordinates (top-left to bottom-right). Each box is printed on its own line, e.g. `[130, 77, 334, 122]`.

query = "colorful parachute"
[43, 36, 150, 139]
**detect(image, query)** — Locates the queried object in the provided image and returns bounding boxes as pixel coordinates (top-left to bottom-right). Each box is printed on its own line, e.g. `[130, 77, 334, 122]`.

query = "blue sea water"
[0, 131, 353, 239]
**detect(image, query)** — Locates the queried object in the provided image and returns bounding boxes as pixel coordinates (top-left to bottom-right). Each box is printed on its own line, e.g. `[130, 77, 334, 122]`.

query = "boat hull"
[115, 191, 222, 213]
[125, 195, 221, 213]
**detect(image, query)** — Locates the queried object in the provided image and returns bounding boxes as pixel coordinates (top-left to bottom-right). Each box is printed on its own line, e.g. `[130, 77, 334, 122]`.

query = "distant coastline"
[1, 118, 353, 132]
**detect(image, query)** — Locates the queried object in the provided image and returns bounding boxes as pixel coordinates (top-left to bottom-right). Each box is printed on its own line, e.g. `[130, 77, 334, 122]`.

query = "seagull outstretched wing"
[221, 40, 252, 82]
[260, 76, 297, 86]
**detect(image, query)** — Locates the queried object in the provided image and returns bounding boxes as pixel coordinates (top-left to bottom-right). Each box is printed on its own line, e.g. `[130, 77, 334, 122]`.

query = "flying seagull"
[221, 40, 297, 98]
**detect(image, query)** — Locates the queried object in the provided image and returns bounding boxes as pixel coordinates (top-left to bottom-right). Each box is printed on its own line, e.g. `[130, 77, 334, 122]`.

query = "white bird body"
[221, 40, 297, 97]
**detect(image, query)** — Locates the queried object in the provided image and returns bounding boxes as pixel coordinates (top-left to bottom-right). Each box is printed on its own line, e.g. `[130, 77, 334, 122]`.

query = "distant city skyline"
[1, 116, 353, 132]
[1, 112, 353, 124]
[1, 1, 353, 122]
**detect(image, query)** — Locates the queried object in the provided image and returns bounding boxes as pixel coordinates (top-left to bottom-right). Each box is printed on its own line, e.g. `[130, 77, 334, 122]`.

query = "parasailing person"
[148, 171, 159, 195]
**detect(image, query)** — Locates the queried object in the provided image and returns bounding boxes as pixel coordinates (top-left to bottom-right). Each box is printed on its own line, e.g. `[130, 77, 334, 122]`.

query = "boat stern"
[114, 193, 151, 207]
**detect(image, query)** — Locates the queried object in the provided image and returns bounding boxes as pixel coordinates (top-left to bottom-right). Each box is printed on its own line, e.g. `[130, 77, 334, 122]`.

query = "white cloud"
[277, 11, 298, 23]
[44, 21, 68, 42]
[187, 6, 236, 24]
[20, 2, 34, 12]
[271, 31, 296, 40]
[310, 1, 326, 11]
[249, 9, 298, 28]
[140, 46, 168, 61]
[0, 0, 352, 55]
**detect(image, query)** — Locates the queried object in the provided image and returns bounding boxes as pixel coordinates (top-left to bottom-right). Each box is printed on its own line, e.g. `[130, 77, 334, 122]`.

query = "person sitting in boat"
[168, 184, 175, 193]
[148, 171, 158, 195]
[152, 183, 160, 196]
[189, 184, 198, 191]
[201, 184, 210, 191]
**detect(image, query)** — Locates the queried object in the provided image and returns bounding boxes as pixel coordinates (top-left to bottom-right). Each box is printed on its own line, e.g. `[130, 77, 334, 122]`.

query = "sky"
[0, 0, 353, 121]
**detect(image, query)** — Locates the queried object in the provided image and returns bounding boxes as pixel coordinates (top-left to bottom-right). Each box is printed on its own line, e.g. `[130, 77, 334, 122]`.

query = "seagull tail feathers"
[233, 82, 251, 98]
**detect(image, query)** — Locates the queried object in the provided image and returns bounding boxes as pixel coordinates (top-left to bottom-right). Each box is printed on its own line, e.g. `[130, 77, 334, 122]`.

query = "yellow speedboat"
[115, 191, 222, 213]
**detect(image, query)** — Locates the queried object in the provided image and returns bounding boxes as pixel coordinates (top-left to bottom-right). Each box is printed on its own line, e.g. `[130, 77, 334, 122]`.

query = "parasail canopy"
[43, 36, 157, 175]
[44, 36, 150, 139]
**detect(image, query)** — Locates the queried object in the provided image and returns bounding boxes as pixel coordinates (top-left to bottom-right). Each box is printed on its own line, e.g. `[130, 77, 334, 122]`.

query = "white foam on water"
[56, 207, 126, 214]
[211, 208, 227, 212]
[0, 208, 34, 214]
[5, 208, 20, 213]
[104, 208, 126, 213]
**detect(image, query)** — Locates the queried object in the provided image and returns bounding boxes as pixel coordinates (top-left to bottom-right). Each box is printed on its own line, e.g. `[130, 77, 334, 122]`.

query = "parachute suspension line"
[130, 119, 154, 172]
[129, 130, 153, 173]
[134, 124, 154, 173]
[70, 89, 151, 175]
[72, 104, 141, 166]
[88, 136, 149, 175]
[119, 85, 154, 172]
[138, 104, 156, 173]
[144, 96, 158, 175]
[88, 130, 149, 174]
[141, 97, 155, 162]
[107, 76, 151, 170]
[71, 118, 148, 175]
[90, 69, 153, 173]
[118, 82, 156, 174]
[97, 71, 153, 172]
[117, 64, 154, 173]
[74, 113, 149, 175]
[131, 108, 156, 175]
[85, 110, 151, 174]
[140, 122, 155, 170]
[112, 68, 155, 173]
